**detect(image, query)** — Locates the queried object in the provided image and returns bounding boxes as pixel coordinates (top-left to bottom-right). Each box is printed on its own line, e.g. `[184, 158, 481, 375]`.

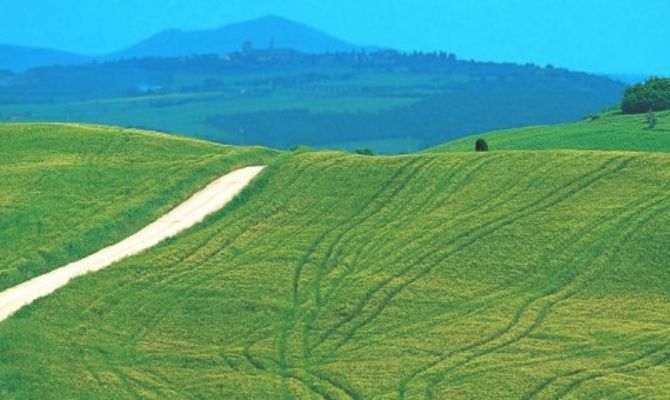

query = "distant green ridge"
[429, 110, 670, 153]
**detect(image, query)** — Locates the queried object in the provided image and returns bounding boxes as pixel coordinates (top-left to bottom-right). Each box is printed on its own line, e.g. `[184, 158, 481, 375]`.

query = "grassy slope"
[1, 151, 669, 399]
[429, 110, 670, 153]
[0, 123, 278, 291]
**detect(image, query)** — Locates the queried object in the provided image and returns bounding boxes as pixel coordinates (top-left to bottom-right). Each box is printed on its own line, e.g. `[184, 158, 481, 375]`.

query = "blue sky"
[1, 0, 668, 75]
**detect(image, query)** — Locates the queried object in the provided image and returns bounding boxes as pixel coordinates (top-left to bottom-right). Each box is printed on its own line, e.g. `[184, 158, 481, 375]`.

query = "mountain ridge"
[0, 15, 376, 72]
[0, 43, 90, 72]
[108, 15, 372, 59]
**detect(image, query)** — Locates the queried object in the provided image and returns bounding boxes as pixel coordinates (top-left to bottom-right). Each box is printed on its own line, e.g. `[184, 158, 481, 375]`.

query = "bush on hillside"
[290, 145, 313, 154]
[355, 148, 374, 156]
[621, 77, 670, 114]
[647, 112, 658, 129]
[475, 138, 489, 152]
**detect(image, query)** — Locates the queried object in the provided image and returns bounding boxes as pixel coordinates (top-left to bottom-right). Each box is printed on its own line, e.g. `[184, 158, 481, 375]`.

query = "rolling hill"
[0, 123, 277, 292]
[0, 122, 669, 398]
[110, 15, 368, 59]
[429, 110, 670, 153]
[0, 50, 625, 152]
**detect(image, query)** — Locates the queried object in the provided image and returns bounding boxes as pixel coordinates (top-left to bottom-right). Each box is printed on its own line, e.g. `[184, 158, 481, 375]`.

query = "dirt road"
[0, 166, 265, 322]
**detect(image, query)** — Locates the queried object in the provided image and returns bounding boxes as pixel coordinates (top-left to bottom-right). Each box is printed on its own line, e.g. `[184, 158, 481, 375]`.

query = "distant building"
[242, 40, 254, 54]
[128, 84, 164, 96]
[235, 39, 300, 62]
[8, 113, 32, 121]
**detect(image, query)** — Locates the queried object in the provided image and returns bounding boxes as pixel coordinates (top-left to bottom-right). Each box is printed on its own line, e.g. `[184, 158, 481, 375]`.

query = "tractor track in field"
[420, 183, 670, 399]
[316, 157, 630, 363]
[390, 157, 633, 397]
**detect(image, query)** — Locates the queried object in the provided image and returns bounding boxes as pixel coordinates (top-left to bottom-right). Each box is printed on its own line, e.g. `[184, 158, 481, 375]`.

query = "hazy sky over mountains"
[1, 0, 667, 75]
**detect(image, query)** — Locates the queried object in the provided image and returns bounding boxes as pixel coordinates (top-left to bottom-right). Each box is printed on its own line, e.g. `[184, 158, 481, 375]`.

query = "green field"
[429, 110, 670, 153]
[0, 123, 278, 291]
[1, 146, 669, 398]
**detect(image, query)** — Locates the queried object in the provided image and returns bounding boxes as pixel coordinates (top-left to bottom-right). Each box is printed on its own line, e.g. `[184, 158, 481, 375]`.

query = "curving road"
[0, 165, 265, 323]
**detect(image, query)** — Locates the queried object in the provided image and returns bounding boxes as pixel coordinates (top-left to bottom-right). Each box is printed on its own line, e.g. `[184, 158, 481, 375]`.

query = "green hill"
[0, 123, 277, 291]
[1, 149, 669, 399]
[0, 50, 624, 153]
[429, 110, 670, 153]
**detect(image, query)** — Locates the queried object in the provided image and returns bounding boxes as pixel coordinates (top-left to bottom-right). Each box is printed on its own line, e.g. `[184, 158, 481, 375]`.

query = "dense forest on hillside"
[622, 77, 670, 114]
[0, 49, 624, 151]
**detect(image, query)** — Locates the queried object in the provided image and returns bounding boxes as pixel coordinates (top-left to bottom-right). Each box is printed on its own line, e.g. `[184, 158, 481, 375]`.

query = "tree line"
[622, 77, 670, 114]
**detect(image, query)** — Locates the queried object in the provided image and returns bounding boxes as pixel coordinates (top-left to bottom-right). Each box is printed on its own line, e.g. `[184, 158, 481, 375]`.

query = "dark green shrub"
[475, 139, 489, 152]
[647, 112, 658, 129]
[621, 77, 670, 114]
[290, 145, 312, 154]
[355, 148, 374, 156]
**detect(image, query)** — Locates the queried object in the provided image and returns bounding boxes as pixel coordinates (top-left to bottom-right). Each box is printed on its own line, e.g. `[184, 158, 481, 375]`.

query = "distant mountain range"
[0, 44, 89, 72]
[605, 73, 650, 84]
[0, 15, 649, 83]
[0, 16, 371, 72]
[108, 15, 370, 59]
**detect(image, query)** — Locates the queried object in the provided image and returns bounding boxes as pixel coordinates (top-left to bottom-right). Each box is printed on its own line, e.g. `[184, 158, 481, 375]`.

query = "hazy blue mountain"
[0, 16, 370, 71]
[606, 73, 650, 85]
[109, 15, 368, 59]
[0, 44, 89, 72]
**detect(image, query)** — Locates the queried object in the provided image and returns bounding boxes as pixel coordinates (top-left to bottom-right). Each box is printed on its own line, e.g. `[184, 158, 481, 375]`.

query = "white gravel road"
[0, 165, 265, 322]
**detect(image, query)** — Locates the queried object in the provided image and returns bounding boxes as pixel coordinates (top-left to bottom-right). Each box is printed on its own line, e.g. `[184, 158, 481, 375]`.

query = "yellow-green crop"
[0, 148, 668, 399]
